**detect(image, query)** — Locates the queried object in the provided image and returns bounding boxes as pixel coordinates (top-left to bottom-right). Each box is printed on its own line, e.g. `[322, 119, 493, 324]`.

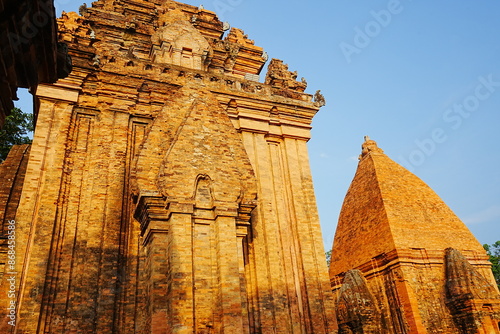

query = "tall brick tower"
[329, 137, 500, 334]
[0, 1, 335, 333]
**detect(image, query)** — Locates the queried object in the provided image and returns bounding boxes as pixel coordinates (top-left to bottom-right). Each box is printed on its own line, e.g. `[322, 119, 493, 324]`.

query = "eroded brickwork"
[0, 144, 30, 281]
[329, 137, 500, 334]
[0, 145, 30, 232]
[0, 1, 335, 333]
[445, 248, 500, 334]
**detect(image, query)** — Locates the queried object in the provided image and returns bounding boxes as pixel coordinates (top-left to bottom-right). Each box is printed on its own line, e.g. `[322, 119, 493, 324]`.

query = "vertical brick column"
[11, 86, 78, 333]
[164, 206, 195, 334]
[138, 198, 195, 334]
[214, 207, 245, 333]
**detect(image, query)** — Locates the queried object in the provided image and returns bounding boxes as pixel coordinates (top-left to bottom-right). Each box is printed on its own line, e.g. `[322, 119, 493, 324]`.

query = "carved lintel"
[166, 201, 195, 215]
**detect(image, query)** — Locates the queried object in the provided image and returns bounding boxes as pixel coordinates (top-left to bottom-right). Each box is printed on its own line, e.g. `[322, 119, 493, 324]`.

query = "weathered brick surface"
[0, 145, 30, 282]
[0, 1, 335, 333]
[445, 248, 500, 334]
[336, 270, 382, 334]
[0, 145, 30, 234]
[329, 137, 500, 334]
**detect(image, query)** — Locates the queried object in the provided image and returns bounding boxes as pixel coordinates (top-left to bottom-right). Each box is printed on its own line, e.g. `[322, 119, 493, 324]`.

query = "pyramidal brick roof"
[329, 137, 484, 276]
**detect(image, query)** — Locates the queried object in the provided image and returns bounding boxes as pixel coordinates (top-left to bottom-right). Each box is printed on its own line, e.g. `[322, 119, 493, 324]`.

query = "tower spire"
[359, 135, 384, 160]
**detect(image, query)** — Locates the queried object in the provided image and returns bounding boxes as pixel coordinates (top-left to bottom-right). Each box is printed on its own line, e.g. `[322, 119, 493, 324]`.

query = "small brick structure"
[329, 137, 500, 334]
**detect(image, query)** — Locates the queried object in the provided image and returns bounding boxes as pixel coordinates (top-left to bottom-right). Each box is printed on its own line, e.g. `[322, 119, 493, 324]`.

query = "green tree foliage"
[325, 249, 332, 266]
[0, 108, 34, 162]
[483, 241, 500, 288]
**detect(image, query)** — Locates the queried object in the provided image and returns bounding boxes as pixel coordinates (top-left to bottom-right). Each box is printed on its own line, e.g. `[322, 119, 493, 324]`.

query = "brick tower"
[329, 137, 500, 334]
[0, 1, 335, 333]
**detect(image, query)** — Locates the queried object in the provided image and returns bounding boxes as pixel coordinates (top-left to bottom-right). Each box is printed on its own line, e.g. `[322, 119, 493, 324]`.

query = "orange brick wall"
[0, 1, 336, 333]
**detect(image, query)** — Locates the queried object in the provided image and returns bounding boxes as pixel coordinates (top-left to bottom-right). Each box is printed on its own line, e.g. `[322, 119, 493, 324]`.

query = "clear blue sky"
[19, 0, 499, 250]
